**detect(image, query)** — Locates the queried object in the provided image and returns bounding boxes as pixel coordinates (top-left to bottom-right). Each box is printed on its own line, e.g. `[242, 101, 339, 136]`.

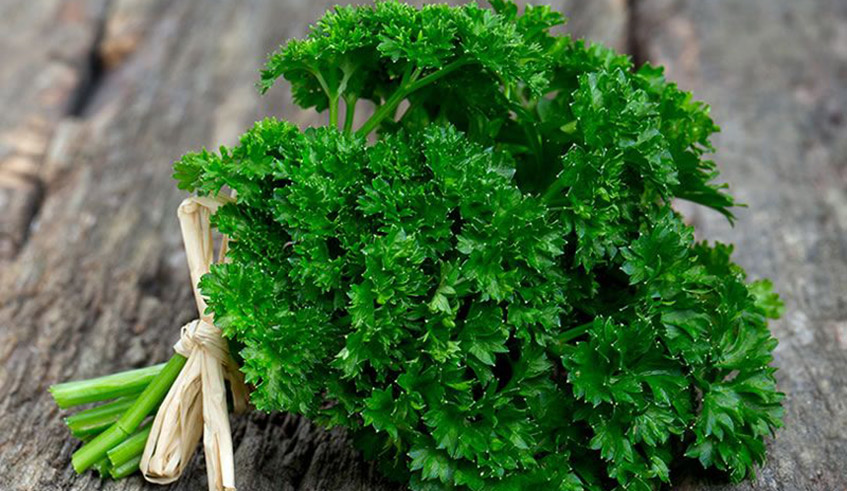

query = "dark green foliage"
[174, 2, 783, 489]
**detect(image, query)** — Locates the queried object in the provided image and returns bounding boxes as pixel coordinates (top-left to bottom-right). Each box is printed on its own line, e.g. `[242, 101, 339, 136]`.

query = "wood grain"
[2, 0, 838, 490]
[0, 0, 108, 259]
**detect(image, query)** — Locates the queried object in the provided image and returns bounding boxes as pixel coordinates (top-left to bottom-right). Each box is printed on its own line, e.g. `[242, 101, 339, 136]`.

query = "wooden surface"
[0, 1, 842, 490]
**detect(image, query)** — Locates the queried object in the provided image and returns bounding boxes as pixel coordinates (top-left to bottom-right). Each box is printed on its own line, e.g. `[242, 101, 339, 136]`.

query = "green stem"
[107, 423, 152, 468]
[558, 321, 594, 344]
[343, 95, 357, 133]
[310, 68, 339, 128]
[110, 455, 142, 479]
[547, 321, 595, 358]
[66, 397, 137, 439]
[329, 95, 340, 128]
[72, 355, 186, 473]
[50, 363, 166, 409]
[356, 58, 472, 138]
[357, 88, 407, 137]
[92, 457, 112, 479]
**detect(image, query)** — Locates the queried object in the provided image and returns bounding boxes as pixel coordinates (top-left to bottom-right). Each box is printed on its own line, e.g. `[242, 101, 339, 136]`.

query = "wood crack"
[68, 0, 113, 117]
[0, 0, 114, 261]
[626, 0, 646, 68]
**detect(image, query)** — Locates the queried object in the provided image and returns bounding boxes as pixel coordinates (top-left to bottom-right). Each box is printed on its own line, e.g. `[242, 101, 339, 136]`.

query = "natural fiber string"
[140, 195, 249, 491]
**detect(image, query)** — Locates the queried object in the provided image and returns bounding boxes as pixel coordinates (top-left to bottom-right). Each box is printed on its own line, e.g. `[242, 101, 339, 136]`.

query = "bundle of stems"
[49, 355, 186, 479]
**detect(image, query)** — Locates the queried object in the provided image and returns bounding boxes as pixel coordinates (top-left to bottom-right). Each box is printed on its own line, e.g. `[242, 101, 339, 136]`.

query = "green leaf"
[174, 2, 783, 490]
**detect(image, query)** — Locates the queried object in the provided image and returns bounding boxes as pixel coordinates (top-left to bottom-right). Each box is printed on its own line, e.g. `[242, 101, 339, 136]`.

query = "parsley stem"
[107, 422, 152, 468]
[329, 95, 340, 128]
[357, 86, 407, 137]
[356, 58, 473, 137]
[50, 363, 165, 409]
[110, 455, 142, 479]
[343, 95, 357, 133]
[558, 321, 594, 343]
[92, 457, 111, 478]
[72, 354, 186, 473]
[66, 397, 138, 439]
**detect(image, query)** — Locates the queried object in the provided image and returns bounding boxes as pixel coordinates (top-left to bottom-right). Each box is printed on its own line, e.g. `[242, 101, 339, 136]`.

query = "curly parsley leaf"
[175, 1, 783, 489]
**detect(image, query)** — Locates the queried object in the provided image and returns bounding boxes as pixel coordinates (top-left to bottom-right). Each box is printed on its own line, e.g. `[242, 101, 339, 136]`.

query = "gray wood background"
[0, 0, 844, 489]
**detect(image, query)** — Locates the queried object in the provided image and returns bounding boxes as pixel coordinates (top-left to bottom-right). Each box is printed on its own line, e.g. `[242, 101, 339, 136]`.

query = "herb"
[48, 362, 178, 479]
[52, 2, 783, 489]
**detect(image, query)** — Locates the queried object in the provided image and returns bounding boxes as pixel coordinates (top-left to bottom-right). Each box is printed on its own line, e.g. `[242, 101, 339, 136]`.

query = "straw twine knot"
[139, 196, 248, 491]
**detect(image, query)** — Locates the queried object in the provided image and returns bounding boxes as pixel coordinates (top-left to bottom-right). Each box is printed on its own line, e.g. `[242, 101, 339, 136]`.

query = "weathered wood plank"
[0, 0, 107, 259]
[637, 0, 847, 489]
[0, 1, 627, 490]
[559, 0, 628, 51]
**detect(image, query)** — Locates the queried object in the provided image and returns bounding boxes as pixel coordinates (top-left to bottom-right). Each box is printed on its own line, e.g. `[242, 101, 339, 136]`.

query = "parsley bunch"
[173, 2, 784, 489]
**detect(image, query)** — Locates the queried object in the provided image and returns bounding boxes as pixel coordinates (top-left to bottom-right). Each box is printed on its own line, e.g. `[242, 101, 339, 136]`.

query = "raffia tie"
[140, 196, 249, 491]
